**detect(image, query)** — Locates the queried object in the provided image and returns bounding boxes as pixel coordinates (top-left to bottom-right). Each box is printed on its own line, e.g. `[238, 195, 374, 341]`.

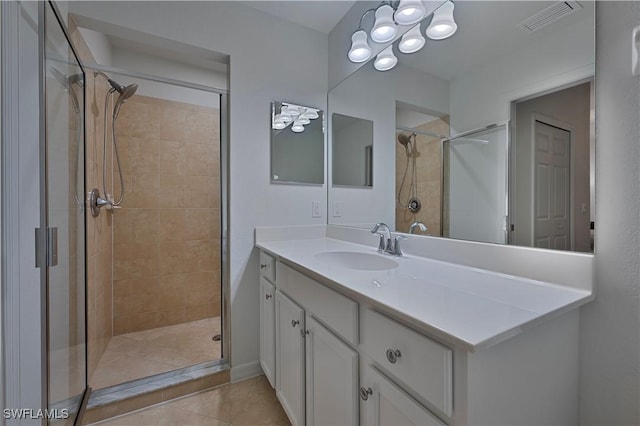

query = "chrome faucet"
[371, 223, 405, 256]
[409, 221, 428, 234]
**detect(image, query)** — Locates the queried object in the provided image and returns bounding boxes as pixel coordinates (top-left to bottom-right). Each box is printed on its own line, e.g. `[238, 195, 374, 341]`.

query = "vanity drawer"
[362, 309, 453, 417]
[260, 251, 276, 283]
[277, 262, 358, 346]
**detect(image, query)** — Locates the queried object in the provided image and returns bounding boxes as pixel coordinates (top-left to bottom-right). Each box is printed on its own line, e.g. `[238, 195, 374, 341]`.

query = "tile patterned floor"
[91, 375, 290, 426]
[91, 318, 222, 389]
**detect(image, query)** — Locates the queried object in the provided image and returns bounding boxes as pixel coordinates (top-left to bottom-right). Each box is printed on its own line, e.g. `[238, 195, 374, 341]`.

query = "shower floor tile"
[91, 317, 222, 390]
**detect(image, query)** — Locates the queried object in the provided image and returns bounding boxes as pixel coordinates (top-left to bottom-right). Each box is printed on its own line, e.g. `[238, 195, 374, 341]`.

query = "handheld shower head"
[397, 133, 411, 146]
[113, 84, 138, 119]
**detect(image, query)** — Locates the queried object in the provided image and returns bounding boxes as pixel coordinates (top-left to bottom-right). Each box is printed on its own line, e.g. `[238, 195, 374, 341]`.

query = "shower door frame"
[81, 62, 232, 379]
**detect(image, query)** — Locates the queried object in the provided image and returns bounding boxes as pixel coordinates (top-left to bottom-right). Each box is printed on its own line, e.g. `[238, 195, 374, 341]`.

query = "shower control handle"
[386, 349, 402, 364]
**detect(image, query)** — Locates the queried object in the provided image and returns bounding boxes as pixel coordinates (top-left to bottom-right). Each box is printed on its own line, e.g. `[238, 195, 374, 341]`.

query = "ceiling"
[240, 1, 356, 34]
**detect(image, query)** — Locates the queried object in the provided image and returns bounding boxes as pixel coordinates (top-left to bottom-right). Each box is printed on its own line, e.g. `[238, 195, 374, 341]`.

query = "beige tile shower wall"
[69, 19, 114, 382]
[112, 94, 221, 335]
[396, 117, 449, 236]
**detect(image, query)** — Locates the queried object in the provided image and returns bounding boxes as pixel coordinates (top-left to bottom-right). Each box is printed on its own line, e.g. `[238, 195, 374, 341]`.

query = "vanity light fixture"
[374, 45, 398, 71]
[394, 0, 427, 25]
[348, 30, 373, 63]
[272, 102, 321, 133]
[398, 24, 426, 54]
[347, 1, 458, 71]
[426, 0, 457, 40]
[371, 5, 398, 43]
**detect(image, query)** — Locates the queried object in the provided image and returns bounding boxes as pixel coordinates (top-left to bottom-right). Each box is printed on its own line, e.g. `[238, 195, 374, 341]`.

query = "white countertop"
[256, 237, 593, 351]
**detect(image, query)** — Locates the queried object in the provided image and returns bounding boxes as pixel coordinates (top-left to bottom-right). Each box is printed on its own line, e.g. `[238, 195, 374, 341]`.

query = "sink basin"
[314, 251, 399, 271]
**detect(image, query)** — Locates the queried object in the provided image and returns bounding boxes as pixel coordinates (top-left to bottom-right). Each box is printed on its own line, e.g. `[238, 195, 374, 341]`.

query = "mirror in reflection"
[328, 1, 595, 252]
[332, 113, 374, 187]
[271, 101, 324, 185]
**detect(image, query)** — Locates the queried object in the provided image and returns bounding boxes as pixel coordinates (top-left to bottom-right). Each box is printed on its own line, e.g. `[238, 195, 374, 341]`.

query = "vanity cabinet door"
[305, 314, 358, 426]
[260, 278, 276, 388]
[361, 366, 445, 426]
[276, 290, 306, 426]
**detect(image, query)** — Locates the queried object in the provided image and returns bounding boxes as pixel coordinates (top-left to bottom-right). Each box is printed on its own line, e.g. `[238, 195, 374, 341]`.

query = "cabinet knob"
[301, 329, 310, 338]
[359, 387, 373, 401]
[260, 263, 268, 269]
[291, 319, 300, 327]
[386, 349, 402, 364]
[265, 294, 272, 300]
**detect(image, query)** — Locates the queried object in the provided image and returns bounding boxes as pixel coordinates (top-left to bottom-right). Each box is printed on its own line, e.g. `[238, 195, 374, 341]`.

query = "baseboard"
[230, 360, 263, 383]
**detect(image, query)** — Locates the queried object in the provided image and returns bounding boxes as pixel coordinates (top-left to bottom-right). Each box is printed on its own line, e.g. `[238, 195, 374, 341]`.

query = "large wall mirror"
[328, 1, 595, 252]
[271, 101, 324, 185]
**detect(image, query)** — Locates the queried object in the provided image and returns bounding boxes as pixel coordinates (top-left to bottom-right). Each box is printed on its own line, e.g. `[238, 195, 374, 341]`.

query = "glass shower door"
[43, 2, 88, 423]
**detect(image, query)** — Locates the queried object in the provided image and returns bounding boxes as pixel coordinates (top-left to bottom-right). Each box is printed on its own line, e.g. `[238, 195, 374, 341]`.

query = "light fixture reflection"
[398, 24, 425, 54]
[374, 45, 397, 71]
[291, 121, 305, 133]
[371, 5, 397, 43]
[426, 1, 457, 40]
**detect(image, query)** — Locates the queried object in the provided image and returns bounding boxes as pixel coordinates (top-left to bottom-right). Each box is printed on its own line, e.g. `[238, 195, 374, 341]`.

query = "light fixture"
[374, 45, 397, 71]
[394, 0, 427, 26]
[426, 0, 457, 40]
[272, 102, 321, 132]
[398, 24, 425, 54]
[291, 121, 305, 133]
[346, 1, 460, 70]
[348, 29, 372, 63]
[370, 5, 397, 43]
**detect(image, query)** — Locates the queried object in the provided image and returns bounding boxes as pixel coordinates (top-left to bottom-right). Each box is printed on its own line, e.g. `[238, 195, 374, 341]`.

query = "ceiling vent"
[519, 1, 583, 33]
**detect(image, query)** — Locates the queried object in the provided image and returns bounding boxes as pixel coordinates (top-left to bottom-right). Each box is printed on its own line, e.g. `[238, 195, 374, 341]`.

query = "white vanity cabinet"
[270, 259, 360, 426]
[360, 366, 445, 426]
[259, 251, 277, 388]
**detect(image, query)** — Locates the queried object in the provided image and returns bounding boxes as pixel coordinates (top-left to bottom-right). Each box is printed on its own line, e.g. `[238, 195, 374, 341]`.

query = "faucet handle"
[373, 233, 386, 253]
[392, 234, 407, 256]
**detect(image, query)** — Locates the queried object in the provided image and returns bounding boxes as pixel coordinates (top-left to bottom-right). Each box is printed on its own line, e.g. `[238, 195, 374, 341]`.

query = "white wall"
[69, 1, 328, 378]
[328, 62, 449, 228]
[77, 27, 112, 66]
[579, 3, 640, 424]
[448, 7, 595, 133]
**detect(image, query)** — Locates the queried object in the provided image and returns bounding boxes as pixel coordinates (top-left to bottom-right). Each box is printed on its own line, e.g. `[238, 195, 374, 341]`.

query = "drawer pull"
[291, 319, 300, 327]
[260, 263, 268, 269]
[359, 387, 373, 401]
[265, 294, 272, 300]
[386, 349, 402, 364]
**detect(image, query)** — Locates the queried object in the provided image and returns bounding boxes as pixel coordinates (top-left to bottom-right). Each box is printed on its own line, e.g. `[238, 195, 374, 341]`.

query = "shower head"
[113, 84, 138, 119]
[397, 133, 411, 146]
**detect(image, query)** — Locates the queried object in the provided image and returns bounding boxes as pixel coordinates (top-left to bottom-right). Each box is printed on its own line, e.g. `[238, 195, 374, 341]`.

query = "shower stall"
[66, 19, 229, 394]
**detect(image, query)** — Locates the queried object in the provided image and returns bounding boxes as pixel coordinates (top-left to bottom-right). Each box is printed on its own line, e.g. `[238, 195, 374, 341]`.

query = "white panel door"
[275, 290, 306, 426]
[305, 314, 358, 426]
[260, 278, 276, 388]
[361, 366, 445, 426]
[534, 121, 571, 250]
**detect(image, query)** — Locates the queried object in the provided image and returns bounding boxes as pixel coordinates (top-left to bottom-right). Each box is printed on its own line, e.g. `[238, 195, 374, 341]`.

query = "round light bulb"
[348, 29, 372, 63]
[398, 24, 425, 54]
[394, 0, 427, 26]
[374, 45, 397, 72]
[371, 5, 397, 43]
[426, 1, 457, 40]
